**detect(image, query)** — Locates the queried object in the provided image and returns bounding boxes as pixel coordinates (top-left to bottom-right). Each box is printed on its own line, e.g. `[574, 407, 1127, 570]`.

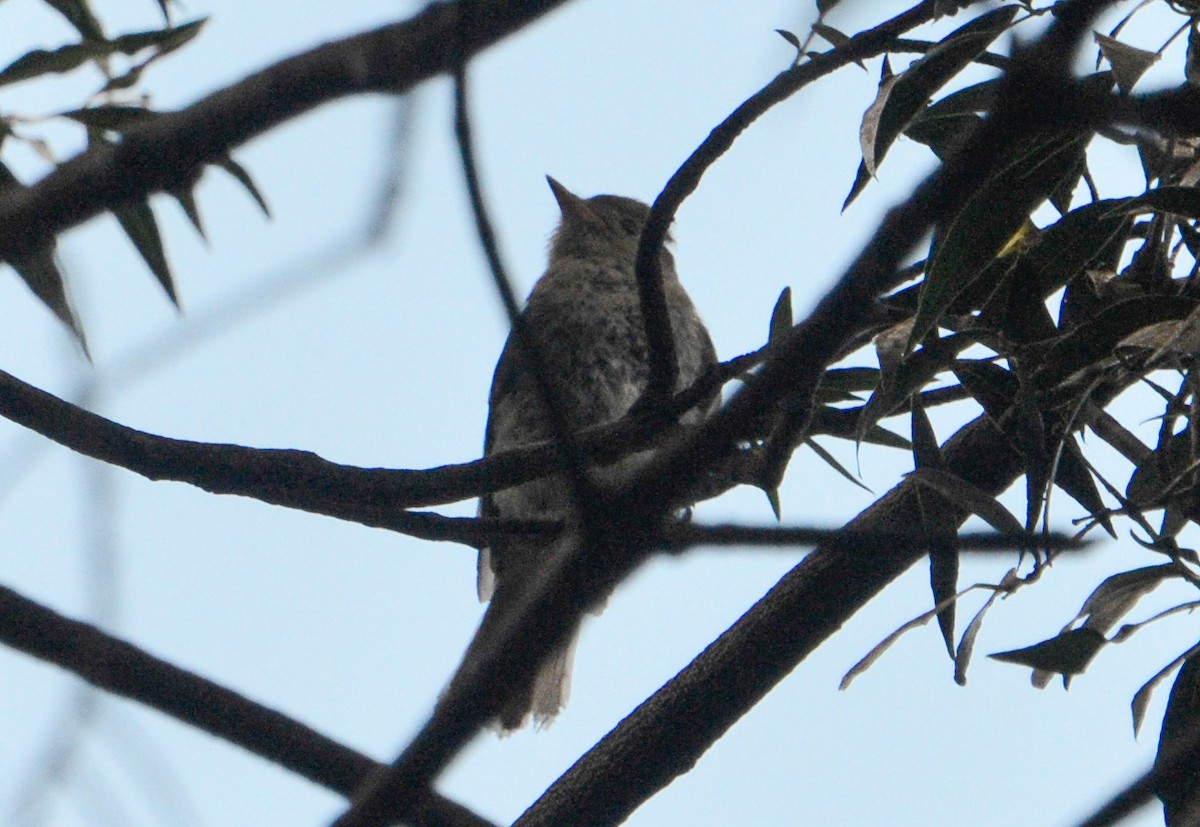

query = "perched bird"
[471, 177, 716, 731]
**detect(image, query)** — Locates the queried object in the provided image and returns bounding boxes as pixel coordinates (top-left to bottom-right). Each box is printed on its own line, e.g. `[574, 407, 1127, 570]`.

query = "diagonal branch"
[0, 0, 574, 262]
[516, 414, 1024, 827]
[0, 582, 496, 827]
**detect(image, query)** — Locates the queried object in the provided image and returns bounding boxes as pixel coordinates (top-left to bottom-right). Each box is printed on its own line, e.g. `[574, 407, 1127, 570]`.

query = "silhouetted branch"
[0, 0, 573, 262]
[509, 4, 1118, 824]
[452, 36, 598, 520]
[0, 582, 495, 827]
[517, 412, 1025, 827]
[330, 4, 1111, 825]
[0, 367, 722, 536]
[634, 0, 940, 406]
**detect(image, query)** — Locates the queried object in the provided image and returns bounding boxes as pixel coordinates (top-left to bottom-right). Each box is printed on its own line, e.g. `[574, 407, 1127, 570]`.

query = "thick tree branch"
[0, 0, 573, 261]
[517, 414, 1024, 827]
[0, 582, 495, 827]
[510, 6, 1119, 823]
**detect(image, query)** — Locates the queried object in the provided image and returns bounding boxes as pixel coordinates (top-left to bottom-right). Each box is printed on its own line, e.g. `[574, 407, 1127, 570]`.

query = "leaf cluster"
[800, 3, 1200, 822]
[0, 0, 266, 352]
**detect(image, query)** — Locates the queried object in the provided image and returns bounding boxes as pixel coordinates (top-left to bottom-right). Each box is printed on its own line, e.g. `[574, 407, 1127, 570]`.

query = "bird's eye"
[620, 217, 642, 236]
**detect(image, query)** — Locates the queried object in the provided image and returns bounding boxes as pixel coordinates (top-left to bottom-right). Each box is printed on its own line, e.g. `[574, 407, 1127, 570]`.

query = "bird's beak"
[546, 176, 594, 223]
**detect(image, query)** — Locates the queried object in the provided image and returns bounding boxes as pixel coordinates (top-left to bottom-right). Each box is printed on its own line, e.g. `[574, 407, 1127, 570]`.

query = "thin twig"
[633, 0, 941, 407]
[451, 53, 597, 516]
[659, 523, 1086, 553]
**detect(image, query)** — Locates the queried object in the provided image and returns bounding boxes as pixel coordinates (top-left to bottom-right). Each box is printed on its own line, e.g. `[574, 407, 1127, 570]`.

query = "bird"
[470, 177, 717, 732]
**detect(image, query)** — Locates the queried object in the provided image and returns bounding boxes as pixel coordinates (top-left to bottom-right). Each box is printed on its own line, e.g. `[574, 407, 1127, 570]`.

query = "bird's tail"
[497, 631, 578, 732]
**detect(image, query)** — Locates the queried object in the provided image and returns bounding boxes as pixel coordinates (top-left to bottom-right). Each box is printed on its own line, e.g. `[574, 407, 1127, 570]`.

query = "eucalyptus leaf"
[218, 156, 271, 217]
[908, 467, 1025, 536]
[989, 628, 1106, 677]
[1094, 32, 1158, 93]
[113, 200, 178, 305]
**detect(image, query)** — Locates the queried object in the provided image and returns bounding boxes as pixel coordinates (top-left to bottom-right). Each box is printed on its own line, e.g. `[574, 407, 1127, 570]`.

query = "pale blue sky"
[0, 1, 1191, 825]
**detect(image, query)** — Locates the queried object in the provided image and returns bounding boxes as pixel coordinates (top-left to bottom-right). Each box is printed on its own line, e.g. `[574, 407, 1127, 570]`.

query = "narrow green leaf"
[775, 29, 801, 49]
[912, 398, 958, 657]
[859, 56, 897, 178]
[1094, 32, 1158, 93]
[0, 18, 206, 88]
[904, 109, 981, 162]
[9, 250, 89, 356]
[1034, 295, 1195, 390]
[109, 18, 207, 57]
[1147, 646, 1200, 809]
[58, 104, 157, 131]
[989, 628, 1106, 676]
[100, 62, 146, 93]
[170, 186, 206, 240]
[0, 162, 88, 351]
[113, 200, 177, 305]
[856, 332, 967, 447]
[43, 0, 104, 41]
[768, 286, 792, 343]
[905, 79, 1001, 160]
[1055, 436, 1116, 538]
[818, 367, 881, 394]
[218, 156, 271, 217]
[842, 160, 873, 211]
[811, 23, 864, 68]
[859, 424, 911, 450]
[1074, 565, 1176, 637]
[1020, 197, 1132, 298]
[859, 6, 1017, 181]
[1127, 429, 1190, 506]
[954, 583, 1003, 685]
[910, 395, 945, 471]
[908, 467, 1025, 535]
[811, 23, 848, 48]
[0, 43, 97, 87]
[910, 133, 1091, 354]
[806, 438, 870, 493]
[764, 487, 782, 521]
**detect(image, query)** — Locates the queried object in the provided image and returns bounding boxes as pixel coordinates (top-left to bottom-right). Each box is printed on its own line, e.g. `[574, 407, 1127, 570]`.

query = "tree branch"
[511, 5, 1120, 824]
[0, 582, 495, 827]
[634, 0, 939, 407]
[659, 522, 1083, 553]
[0, 368, 716, 534]
[517, 413, 1024, 827]
[0, 0, 573, 261]
[452, 34, 599, 520]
